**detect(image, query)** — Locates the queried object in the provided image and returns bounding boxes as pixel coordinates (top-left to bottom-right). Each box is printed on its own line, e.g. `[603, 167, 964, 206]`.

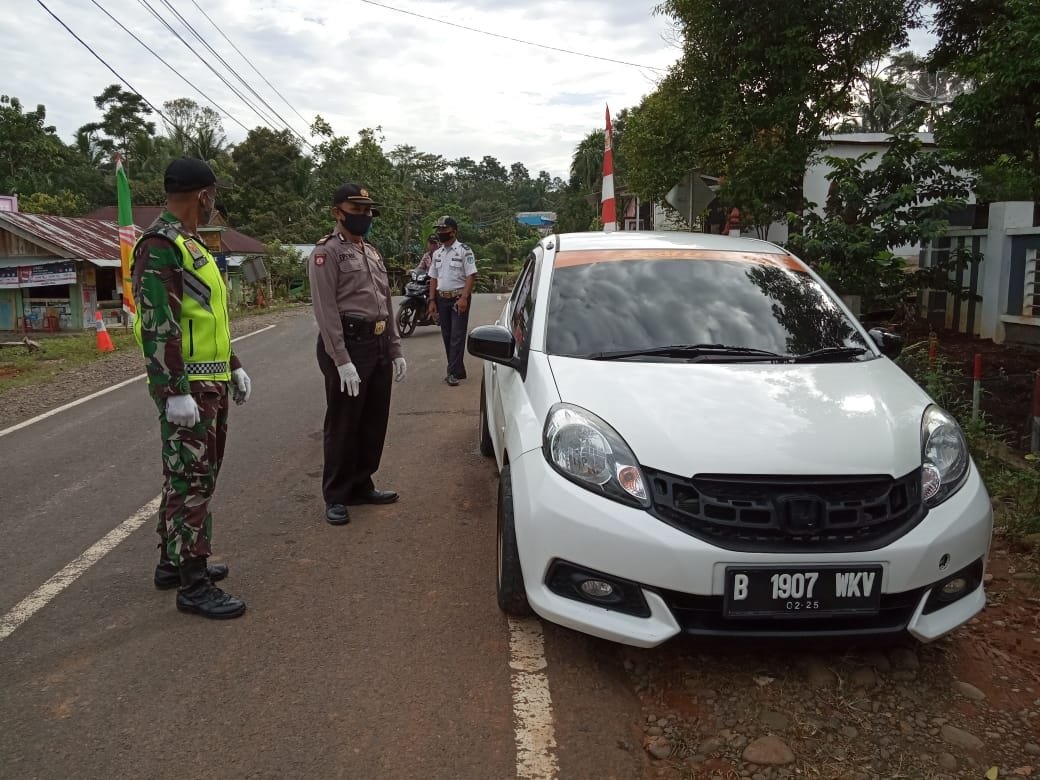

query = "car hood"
[545, 355, 931, 477]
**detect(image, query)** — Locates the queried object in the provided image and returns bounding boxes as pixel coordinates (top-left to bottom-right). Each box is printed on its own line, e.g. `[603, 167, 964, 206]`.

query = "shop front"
[0, 259, 120, 331]
[0, 260, 81, 331]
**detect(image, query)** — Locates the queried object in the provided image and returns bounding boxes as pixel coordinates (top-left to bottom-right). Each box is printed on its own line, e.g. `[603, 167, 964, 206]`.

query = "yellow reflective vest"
[133, 225, 233, 382]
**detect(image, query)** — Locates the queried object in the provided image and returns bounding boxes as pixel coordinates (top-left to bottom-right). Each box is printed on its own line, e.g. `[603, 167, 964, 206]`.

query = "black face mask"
[340, 212, 373, 236]
[436, 231, 453, 243]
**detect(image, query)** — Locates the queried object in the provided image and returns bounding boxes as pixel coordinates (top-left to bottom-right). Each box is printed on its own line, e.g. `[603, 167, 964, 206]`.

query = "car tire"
[479, 378, 494, 458]
[497, 464, 532, 617]
[396, 302, 418, 337]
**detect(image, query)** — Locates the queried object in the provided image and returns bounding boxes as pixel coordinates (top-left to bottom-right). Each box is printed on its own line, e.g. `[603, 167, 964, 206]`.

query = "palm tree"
[853, 76, 924, 132]
[569, 130, 604, 193]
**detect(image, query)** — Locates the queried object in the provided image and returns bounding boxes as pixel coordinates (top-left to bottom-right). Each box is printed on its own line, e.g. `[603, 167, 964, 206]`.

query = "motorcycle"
[396, 270, 438, 337]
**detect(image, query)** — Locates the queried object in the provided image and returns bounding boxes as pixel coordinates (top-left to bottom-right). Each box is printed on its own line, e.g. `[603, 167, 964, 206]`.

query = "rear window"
[545, 252, 868, 358]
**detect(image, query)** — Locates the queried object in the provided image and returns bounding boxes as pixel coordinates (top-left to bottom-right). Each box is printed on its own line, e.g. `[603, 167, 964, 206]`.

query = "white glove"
[337, 362, 361, 396]
[166, 394, 200, 427]
[393, 357, 407, 383]
[231, 367, 252, 405]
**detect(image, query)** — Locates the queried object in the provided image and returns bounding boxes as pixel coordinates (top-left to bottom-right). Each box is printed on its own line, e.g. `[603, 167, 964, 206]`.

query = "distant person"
[415, 234, 439, 273]
[308, 183, 407, 526]
[426, 216, 477, 386]
[131, 157, 251, 620]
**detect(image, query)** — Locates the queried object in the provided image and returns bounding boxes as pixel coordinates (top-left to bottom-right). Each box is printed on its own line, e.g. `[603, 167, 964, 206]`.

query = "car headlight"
[920, 405, 970, 506]
[542, 403, 650, 508]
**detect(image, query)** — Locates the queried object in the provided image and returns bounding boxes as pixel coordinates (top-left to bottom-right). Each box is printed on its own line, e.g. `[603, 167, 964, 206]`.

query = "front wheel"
[396, 301, 418, 337]
[497, 464, 532, 616]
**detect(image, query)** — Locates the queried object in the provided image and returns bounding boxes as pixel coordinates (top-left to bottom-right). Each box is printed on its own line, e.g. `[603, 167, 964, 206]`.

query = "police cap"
[334, 182, 381, 216]
[434, 215, 458, 229]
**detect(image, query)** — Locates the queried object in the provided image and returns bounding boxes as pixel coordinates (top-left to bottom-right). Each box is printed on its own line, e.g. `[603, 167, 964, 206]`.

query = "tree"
[931, 0, 1040, 200]
[839, 76, 923, 133]
[0, 95, 106, 210]
[162, 98, 227, 159]
[623, 0, 921, 230]
[226, 127, 313, 241]
[19, 190, 88, 216]
[620, 77, 699, 202]
[77, 85, 156, 162]
[785, 133, 973, 311]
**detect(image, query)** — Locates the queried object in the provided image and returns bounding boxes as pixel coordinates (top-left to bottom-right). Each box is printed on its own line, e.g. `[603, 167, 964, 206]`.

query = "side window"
[510, 254, 537, 354]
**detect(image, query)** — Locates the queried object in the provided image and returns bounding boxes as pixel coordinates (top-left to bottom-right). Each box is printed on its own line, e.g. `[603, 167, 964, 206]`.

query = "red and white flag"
[601, 105, 616, 233]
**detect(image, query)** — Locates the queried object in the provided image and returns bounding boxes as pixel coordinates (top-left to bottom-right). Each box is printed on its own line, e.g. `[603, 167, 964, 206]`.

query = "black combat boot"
[175, 557, 246, 619]
[154, 544, 229, 589]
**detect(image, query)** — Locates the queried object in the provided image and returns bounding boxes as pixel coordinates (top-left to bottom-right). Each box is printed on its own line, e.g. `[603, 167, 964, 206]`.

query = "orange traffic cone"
[95, 310, 115, 352]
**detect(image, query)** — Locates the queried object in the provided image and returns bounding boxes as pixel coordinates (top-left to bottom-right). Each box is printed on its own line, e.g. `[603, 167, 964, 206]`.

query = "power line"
[187, 0, 311, 129]
[34, 0, 174, 128]
[89, 0, 251, 135]
[134, 0, 290, 140]
[156, 0, 312, 148]
[359, 0, 667, 72]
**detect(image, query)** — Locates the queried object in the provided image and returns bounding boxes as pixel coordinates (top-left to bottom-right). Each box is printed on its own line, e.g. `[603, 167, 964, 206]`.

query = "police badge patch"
[314, 254, 326, 266]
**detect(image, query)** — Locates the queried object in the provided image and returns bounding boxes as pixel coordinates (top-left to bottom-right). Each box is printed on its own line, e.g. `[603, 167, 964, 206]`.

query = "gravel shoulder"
[628, 537, 1040, 780]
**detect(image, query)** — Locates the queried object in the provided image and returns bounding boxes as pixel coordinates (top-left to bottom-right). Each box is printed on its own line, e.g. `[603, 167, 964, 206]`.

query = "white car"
[468, 230, 992, 648]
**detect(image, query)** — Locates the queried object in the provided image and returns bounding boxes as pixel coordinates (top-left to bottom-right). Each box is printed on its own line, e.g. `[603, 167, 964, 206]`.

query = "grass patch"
[0, 329, 138, 393]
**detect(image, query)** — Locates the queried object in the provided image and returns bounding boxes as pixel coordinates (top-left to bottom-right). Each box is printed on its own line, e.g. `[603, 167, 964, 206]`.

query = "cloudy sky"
[5, 1, 937, 180]
[6, 0, 679, 179]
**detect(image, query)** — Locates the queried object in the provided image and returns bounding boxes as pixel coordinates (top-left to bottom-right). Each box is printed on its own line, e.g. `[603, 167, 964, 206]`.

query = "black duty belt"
[340, 314, 387, 339]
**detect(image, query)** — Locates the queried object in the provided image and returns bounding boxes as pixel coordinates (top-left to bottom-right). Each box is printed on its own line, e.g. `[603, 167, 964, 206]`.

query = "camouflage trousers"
[150, 384, 229, 566]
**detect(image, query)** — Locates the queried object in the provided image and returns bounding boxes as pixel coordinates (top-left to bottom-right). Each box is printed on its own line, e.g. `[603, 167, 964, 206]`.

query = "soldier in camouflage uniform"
[132, 157, 251, 619]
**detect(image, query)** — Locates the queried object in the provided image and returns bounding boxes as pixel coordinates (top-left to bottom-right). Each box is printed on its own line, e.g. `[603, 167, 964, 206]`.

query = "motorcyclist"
[415, 234, 439, 274]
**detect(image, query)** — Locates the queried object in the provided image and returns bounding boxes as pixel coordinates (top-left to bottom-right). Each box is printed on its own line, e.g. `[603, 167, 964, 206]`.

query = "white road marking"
[0, 323, 280, 640]
[508, 617, 559, 779]
[0, 495, 162, 642]
[0, 324, 277, 439]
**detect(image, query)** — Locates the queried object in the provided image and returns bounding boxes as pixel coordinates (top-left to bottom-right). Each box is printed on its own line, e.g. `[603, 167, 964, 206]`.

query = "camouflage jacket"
[131, 210, 242, 397]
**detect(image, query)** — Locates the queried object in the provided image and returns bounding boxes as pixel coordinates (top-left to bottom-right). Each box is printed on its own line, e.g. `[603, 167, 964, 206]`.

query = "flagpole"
[601, 105, 617, 233]
[115, 153, 137, 326]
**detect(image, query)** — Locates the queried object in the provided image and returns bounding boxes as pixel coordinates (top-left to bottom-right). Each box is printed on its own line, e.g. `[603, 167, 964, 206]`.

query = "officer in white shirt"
[426, 215, 477, 386]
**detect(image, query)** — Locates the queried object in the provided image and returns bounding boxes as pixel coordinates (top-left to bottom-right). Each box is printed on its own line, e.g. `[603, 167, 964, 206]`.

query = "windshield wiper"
[586, 344, 787, 361]
[790, 346, 868, 363]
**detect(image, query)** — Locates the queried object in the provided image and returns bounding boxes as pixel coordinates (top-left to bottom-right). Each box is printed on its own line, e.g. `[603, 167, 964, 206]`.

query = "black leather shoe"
[326, 503, 350, 525]
[176, 581, 246, 619]
[445, 374, 460, 386]
[154, 560, 229, 590]
[346, 489, 399, 506]
[457, 369, 467, 380]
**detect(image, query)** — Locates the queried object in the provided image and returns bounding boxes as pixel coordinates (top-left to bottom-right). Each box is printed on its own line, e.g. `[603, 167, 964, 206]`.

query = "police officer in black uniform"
[308, 184, 407, 525]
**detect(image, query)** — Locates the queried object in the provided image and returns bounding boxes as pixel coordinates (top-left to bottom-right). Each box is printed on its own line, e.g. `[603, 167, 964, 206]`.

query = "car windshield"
[545, 251, 871, 361]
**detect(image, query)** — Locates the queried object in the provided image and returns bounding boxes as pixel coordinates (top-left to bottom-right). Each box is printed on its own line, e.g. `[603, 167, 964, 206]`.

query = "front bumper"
[510, 450, 993, 648]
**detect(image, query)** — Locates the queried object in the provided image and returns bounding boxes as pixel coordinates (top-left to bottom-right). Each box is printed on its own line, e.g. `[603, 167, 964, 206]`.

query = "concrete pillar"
[979, 202, 1034, 342]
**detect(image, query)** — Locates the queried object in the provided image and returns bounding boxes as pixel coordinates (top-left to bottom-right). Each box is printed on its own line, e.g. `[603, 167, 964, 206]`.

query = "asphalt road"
[0, 296, 643, 779]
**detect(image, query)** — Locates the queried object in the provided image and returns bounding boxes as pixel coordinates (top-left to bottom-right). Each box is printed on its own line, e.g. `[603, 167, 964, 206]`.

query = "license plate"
[724, 565, 883, 618]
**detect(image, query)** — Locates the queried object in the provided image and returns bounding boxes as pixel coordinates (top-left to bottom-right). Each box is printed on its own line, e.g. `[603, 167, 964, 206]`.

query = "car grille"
[656, 587, 926, 637]
[644, 469, 926, 552]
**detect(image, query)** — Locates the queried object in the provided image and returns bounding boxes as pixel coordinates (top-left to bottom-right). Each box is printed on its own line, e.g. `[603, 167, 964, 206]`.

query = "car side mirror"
[468, 324, 518, 368]
[868, 328, 903, 359]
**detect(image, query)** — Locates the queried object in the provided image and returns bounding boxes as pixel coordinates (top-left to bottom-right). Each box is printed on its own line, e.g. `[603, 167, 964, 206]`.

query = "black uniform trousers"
[316, 330, 393, 505]
[436, 296, 470, 378]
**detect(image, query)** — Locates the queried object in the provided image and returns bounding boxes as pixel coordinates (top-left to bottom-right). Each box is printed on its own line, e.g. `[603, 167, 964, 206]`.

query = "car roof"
[550, 230, 788, 255]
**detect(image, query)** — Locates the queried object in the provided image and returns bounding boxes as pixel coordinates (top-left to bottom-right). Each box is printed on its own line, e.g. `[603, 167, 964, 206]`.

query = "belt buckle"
[374, 320, 386, 336]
